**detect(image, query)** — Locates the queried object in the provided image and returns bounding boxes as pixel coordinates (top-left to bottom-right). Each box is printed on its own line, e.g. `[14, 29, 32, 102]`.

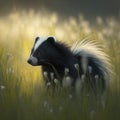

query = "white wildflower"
[46, 82, 51, 86]
[50, 72, 54, 80]
[95, 75, 99, 84]
[74, 64, 79, 70]
[95, 75, 99, 79]
[0, 85, 5, 90]
[63, 76, 72, 87]
[64, 68, 69, 75]
[75, 74, 85, 94]
[7, 67, 14, 74]
[88, 66, 92, 74]
[54, 79, 58, 84]
[43, 71, 48, 77]
[81, 74, 85, 83]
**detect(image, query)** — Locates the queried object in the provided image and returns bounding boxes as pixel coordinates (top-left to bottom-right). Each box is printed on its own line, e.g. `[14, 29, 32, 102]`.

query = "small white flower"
[50, 72, 54, 80]
[94, 75, 99, 79]
[74, 64, 79, 70]
[46, 82, 51, 86]
[54, 79, 58, 84]
[95, 75, 99, 84]
[7, 67, 14, 74]
[0, 85, 5, 90]
[64, 68, 69, 75]
[81, 74, 85, 83]
[88, 66, 92, 74]
[43, 71, 48, 77]
[63, 76, 72, 87]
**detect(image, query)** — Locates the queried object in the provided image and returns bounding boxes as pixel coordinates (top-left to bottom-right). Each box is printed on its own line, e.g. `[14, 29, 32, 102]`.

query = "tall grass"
[0, 10, 120, 120]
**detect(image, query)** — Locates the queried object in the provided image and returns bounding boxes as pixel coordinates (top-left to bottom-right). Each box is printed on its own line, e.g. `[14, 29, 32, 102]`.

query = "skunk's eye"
[35, 37, 40, 43]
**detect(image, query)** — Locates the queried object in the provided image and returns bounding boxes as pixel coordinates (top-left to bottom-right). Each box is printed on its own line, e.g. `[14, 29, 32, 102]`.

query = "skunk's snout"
[27, 59, 32, 64]
[27, 55, 38, 66]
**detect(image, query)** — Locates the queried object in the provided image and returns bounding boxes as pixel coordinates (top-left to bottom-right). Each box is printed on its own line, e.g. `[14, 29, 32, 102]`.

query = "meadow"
[0, 10, 120, 120]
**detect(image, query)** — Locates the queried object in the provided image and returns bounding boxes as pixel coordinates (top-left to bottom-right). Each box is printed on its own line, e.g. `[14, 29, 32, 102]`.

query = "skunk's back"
[71, 40, 112, 81]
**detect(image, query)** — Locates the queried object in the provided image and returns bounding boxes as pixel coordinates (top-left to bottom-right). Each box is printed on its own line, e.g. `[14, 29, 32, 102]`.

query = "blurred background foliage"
[0, 0, 120, 18]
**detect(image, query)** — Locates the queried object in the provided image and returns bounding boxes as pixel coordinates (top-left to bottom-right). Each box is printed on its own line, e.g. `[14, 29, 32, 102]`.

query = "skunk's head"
[27, 36, 56, 66]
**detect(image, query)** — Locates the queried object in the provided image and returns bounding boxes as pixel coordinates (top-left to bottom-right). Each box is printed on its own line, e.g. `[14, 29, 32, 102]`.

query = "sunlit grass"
[0, 10, 120, 120]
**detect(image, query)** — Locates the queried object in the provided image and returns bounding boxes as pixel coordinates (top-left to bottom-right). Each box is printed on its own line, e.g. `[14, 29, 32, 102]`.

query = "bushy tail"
[71, 39, 113, 85]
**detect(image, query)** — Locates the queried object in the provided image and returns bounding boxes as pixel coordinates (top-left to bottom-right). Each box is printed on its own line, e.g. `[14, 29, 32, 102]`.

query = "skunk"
[27, 36, 112, 93]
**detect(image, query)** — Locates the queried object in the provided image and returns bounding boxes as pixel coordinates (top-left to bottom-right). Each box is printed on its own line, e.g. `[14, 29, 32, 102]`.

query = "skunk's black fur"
[28, 36, 112, 93]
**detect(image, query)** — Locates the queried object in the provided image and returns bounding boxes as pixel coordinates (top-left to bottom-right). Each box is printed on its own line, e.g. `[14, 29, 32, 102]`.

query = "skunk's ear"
[35, 36, 40, 43]
[47, 36, 56, 44]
